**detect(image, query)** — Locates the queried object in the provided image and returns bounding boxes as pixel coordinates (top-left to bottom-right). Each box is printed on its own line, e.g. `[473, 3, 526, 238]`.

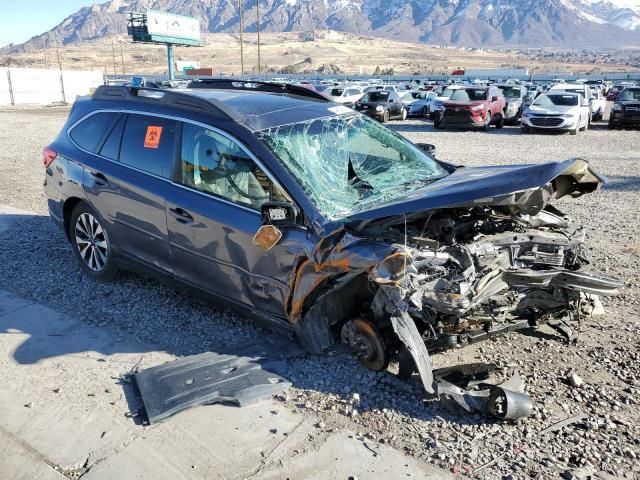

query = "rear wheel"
[69, 203, 117, 281]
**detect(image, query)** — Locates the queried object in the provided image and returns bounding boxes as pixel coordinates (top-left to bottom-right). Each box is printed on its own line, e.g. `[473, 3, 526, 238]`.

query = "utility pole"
[111, 39, 117, 76]
[120, 42, 125, 75]
[256, 0, 261, 75]
[238, 0, 244, 76]
[56, 48, 66, 104]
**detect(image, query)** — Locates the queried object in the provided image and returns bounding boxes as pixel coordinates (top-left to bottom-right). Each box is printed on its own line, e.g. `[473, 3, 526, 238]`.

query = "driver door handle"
[169, 207, 194, 224]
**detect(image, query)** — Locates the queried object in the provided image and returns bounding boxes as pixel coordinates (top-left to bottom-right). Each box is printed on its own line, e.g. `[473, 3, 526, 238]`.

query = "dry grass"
[1, 30, 635, 76]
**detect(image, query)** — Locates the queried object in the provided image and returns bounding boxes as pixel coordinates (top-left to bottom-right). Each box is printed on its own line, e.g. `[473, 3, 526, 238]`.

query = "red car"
[435, 86, 506, 131]
[607, 89, 620, 101]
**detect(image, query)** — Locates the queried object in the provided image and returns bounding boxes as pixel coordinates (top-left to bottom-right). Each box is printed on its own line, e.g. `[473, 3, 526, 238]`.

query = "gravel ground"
[0, 106, 639, 479]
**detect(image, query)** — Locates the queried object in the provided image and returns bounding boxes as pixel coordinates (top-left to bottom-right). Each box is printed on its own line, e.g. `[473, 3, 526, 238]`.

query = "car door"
[164, 121, 307, 317]
[80, 111, 176, 274]
[388, 92, 400, 116]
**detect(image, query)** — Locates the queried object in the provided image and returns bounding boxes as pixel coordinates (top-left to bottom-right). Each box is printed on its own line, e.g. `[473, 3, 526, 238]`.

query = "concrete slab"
[0, 288, 452, 480]
[254, 431, 456, 480]
[0, 427, 67, 480]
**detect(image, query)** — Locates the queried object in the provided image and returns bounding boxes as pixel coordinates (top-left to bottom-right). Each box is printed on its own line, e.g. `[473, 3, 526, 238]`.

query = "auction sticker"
[144, 126, 163, 149]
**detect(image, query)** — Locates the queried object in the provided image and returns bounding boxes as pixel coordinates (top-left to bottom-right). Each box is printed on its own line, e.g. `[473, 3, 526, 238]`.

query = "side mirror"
[253, 202, 298, 251]
[491, 96, 499, 102]
[416, 143, 437, 157]
[389, 99, 394, 103]
[260, 201, 297, 227]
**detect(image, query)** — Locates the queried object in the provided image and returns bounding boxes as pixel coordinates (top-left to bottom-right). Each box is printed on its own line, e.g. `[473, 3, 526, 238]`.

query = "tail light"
[42, 146, 57, 168]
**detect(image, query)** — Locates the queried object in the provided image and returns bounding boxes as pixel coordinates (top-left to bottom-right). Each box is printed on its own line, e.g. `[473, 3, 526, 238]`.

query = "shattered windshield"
[257, 114, 449, 220]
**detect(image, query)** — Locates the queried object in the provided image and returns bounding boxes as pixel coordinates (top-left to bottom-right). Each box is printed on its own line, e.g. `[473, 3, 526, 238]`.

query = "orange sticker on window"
[144, 126, 163, 149]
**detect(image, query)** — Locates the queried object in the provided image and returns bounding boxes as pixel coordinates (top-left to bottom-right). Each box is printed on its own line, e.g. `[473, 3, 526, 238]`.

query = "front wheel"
[382, 110, 390, 123]
[70, 203, 117, 280]
[422, 106, 429, 118]
[483, 112, 492, 132]
[570, 119, 579, 135]
[495, 114, 505, 129]
[521, 124, 530, 134]
[401, 108, 407, 121]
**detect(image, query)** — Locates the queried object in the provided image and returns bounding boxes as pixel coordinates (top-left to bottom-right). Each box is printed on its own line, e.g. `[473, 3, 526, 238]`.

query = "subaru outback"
[43, 80, 622, 395]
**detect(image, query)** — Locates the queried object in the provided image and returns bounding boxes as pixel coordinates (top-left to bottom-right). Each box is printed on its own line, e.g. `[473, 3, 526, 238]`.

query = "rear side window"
[70, 112, 121, 153]
[98, 114, 126, 160]
[119, 114, 176, 178]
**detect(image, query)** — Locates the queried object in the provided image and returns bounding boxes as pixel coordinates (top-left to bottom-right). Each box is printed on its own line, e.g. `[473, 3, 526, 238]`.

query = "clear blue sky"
[0, 0, 94, 45]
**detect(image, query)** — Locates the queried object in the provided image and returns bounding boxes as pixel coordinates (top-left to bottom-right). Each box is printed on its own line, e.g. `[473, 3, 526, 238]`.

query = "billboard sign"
[147, 10, 200, 43]
[128, 10, 201, 46]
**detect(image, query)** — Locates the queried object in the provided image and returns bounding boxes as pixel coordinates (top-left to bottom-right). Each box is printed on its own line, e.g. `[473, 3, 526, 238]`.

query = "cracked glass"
[257, 114, 448, 220]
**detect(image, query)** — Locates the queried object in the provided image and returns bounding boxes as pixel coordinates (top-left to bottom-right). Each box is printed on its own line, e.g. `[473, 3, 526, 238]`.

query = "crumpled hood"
[345, 158, 604, 223]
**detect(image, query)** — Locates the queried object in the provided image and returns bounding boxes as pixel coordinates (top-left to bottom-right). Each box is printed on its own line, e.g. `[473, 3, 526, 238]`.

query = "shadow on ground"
[0, 213, 522, 427]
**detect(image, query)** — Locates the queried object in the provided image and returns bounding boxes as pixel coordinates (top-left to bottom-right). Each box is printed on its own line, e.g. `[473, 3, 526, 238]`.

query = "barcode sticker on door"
[144, 126, 163, 149]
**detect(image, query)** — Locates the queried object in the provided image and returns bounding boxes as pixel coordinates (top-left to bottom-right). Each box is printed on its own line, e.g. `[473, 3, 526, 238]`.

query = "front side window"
[119, 114, 176, 178]
[180, 123, 289, 210]
[257, 114, 449, 220]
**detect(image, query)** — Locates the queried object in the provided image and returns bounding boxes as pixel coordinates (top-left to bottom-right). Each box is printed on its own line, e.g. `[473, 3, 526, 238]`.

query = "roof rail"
[186, 78, 332, 103]
[91, 85, 244, 123]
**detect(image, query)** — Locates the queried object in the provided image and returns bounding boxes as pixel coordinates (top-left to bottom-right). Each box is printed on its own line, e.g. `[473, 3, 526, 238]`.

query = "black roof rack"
[186, 78, 332, 103]
[91, 85, 244, 123]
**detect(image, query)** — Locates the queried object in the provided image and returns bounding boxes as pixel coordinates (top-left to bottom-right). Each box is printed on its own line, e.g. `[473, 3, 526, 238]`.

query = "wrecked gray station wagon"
[44, 81, 623, 402]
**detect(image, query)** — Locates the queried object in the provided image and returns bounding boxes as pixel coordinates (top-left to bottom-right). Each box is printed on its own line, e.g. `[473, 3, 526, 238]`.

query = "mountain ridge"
[6, 0, 640, 53]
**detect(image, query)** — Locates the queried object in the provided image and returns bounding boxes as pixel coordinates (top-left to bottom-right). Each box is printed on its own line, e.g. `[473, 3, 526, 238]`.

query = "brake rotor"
[341, 318, 389, 372]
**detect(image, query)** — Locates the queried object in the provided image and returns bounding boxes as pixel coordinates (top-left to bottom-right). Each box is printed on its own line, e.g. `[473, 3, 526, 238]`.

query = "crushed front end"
[288, 159, 624, 401]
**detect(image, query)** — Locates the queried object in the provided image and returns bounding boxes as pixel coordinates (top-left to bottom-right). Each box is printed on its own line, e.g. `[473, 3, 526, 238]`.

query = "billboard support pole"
[167, 44, 175, 80]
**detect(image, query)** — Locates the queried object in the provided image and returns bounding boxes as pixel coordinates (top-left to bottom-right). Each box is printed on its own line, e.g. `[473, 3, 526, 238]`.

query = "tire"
[382, 110, 390, 123]
[401, 108, 407, 120]
[570, 120, 579, 135]
[521, 125, 530, 134]
[422, 106, 429, 118]
[608, 119, 615, 130]
[69, 203, 117, 281]
[495, 114, 505, 129]
[434, 117, 444, 129]
[582, 117, 589, 131]
[483, 112, 492, 132]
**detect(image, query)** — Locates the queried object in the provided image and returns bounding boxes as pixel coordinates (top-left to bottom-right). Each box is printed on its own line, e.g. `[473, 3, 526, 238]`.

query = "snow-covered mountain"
[6, 0, 640, 53]
[570, 0, 640, 30]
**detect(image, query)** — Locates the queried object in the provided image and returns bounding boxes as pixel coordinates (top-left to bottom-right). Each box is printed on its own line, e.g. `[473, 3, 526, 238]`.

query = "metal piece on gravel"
[436, 370, 533, 420]
[131, 351, 291, 424]
[487, 386, 534, 420]
[540, 413, 589, 435]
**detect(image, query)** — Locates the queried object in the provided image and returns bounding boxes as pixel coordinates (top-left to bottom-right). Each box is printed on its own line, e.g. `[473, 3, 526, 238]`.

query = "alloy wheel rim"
[75, 213, 108, 272]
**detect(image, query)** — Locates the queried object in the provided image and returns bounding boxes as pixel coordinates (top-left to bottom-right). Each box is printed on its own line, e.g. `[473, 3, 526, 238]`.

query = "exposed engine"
[366, 205, 621, 358]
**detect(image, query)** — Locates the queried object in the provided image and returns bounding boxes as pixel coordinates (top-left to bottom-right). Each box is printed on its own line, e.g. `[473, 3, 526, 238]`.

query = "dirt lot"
[0, 106, 639, 479]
